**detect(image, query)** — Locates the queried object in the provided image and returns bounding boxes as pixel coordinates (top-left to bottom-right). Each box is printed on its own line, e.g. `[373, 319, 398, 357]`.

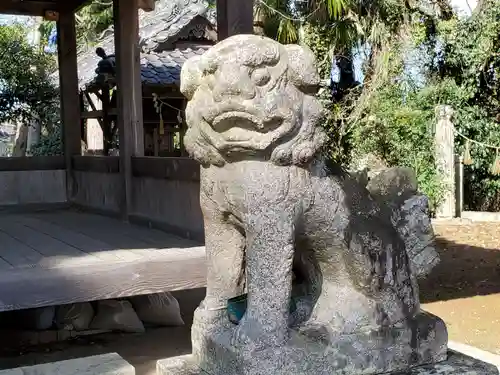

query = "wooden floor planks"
[35, 211, 160, 261]
[0, 209, 206, 312]
[0, 230, 43, 268]
[11, 215, 127, 263]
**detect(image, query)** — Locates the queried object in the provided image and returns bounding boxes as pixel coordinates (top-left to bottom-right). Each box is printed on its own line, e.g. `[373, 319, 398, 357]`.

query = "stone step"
[0, 353, 134, 375]
[157, 351, 500, 375]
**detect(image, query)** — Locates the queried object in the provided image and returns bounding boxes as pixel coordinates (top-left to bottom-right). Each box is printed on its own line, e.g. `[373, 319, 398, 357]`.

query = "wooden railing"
[0, 155, 203, 240]
[70, 156, 200, 180]
[0, 156, 65, 171]
[131, 156, 200, 181]
[72, 155, 119, 173]
[70, 156, 203, 241]
[0, 156, 67, 207]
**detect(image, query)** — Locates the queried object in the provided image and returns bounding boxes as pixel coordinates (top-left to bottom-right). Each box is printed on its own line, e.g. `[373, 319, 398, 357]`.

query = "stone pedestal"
[158, 312, 452, 375]
[158, 351, 499, 375]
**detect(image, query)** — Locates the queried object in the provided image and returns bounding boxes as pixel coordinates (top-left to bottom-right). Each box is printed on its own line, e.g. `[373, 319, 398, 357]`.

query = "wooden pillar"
[216, 0, 254, 40]
[113, 0, 144, 220]
[57, 10, 81, 201]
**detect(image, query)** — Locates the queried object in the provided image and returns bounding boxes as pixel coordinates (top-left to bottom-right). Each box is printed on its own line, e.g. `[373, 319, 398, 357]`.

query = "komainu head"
[180, 34, 327, 167]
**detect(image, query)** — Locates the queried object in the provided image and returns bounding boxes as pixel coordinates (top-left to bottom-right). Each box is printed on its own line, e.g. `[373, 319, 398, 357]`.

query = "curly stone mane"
[180, 34, 327, 167]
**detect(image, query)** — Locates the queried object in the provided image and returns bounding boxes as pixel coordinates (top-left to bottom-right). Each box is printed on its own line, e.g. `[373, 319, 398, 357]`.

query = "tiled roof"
[53, 0, 215, 89]
[139, 47, 209, 85]
[137, 0, 214, 52]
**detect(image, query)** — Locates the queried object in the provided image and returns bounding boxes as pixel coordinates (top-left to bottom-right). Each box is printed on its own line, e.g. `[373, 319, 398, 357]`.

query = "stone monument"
[434, 105, 456, 219]
[158, 34, 498, 375]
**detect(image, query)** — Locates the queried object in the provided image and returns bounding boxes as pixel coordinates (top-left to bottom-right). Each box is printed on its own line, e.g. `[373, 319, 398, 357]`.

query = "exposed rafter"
[0, 0, 154, 17]
[0, 0, 86, 16]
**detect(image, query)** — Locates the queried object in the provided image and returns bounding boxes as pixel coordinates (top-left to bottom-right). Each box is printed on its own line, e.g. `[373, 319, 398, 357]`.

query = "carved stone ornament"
[157, 34, 497, 375]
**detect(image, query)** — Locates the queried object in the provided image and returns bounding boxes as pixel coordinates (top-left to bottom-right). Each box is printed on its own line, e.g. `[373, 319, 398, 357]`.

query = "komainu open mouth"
[211, 111, 283, 142]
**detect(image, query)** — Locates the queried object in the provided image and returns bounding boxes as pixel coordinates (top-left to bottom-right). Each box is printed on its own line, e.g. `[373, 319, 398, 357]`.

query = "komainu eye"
[251, 68, 271, 86]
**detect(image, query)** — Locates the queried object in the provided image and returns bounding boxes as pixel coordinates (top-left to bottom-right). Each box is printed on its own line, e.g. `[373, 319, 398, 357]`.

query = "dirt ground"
[420, 221, 500, 355]
[0, 221, 498, 374]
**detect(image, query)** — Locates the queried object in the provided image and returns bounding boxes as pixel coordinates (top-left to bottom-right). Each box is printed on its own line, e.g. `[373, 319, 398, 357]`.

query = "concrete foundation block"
[0, 353, 134, 375]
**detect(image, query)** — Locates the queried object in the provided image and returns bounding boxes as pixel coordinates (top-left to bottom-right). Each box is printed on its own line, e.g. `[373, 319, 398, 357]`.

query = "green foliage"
[75, 0, 113, 48]
[0, 23, 59, 127]
[300, 23, 353, 165]
[430, 0, 500, 210]
[30, 125, 63, 156]
[256, 0, 349, 44]
[350, 77, 446, 210]
[297, 0, 500, 211]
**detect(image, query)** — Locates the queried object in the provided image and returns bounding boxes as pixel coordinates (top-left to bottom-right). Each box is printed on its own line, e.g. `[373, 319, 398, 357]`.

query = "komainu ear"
[284, 44, 321, 93]
[180, 55, 203, 100]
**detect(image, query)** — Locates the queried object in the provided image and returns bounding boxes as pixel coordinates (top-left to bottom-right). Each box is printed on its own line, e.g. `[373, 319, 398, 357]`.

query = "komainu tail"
[366, 167, 440, 278]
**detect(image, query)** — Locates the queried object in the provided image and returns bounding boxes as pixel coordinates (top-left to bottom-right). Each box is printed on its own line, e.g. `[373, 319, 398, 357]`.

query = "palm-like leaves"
[327, 0, 347, 19]
[75, 1, 113, 49]
[255, 0, 348, 44]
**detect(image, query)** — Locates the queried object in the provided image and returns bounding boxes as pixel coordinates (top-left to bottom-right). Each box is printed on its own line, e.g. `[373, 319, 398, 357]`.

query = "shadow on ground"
[420, 236, 500, 303]
[0, 288, 206, 375]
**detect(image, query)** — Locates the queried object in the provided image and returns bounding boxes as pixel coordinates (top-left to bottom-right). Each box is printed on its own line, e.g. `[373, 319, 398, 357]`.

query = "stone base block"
[190, 312, 448, 375]
[0, 353, 134, 375]
[157, 351, 499, 375]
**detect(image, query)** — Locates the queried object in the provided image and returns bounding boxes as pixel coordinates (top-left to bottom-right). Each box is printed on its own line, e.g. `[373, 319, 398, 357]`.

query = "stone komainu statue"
[179, 34, 448, 375]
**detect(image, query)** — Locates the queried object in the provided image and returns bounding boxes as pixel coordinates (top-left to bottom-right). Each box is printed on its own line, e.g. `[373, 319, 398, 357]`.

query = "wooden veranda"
[0, 0, 253, 312]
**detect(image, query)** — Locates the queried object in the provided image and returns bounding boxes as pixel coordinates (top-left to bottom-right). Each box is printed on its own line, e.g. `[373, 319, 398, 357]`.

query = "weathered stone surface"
[434, 105, 456, 219]
[176, 34, 448, 375]
[191, 312, 447, 375]
[392, 194, 440, 278]
[158, 351, 499, 375]
[0, 353, 134, 375]
[351, 152, 388, 179]
[367, 167, 418, 203]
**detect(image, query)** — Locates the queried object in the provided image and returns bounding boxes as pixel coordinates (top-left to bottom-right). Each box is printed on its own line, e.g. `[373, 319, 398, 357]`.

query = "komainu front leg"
[232, 209, 296, 348]
[196, 192, 245, 324]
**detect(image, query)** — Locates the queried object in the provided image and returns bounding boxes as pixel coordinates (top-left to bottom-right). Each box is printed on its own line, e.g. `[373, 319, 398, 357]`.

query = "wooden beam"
[138, 0, 155, 11]
[82, 92, 105, 130]
[131, 157, 200, 181]
[0, 1, 56, 16]
[80, 109, 118, 119]
[72, 156, 120, 174]
[0, 0, 87, 17]
[0, 246, 206, 312]
[113, 0, 145, 220]
[216, 0, 254, 40]
[0, 156, 65, 172]
[57, 10, 81, 201]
